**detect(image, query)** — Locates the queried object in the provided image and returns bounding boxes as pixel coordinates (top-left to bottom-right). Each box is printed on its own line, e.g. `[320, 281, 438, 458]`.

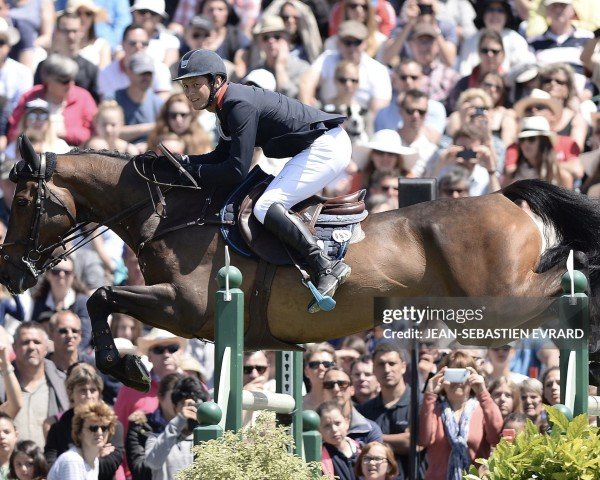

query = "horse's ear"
[18, 134, 39, 172]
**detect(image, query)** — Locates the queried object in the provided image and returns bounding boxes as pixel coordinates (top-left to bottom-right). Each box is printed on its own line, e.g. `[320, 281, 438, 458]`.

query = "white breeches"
[253, 127, 352, 224]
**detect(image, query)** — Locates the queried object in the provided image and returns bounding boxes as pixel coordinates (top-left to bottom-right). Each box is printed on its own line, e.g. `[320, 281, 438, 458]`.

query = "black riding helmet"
[173, 49, 228, 109]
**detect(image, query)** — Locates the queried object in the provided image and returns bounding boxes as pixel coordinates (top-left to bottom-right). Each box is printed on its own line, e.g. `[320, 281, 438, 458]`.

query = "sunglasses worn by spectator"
[262, 33, 282, 41]
[127, 40, 150, 48]
[341, 38, 362, 47]
[404, 107, 427, 116]
[400, 74, 420, 81]
[151, 344, 180, 355]
[541, 77, 567, 86]
[192, 31, 209, 39]
[88, 424, 110, 433]
[524, 105, 549, 115]
[50, 268, 73, 276]
[348, 2, 366, 9]
[362, 456, 387, 465]
[336, 76, 359, 84]
[281, 14, 298, 21]
[243, 365, 268, 375]
[486, 6, 506, 14]
[56, 77, 73, 84]
[307, 360, 335, 369]
[323, 380, 351, 390]
[168, 111, 191, 120]
[78, 9, 94, 17]
[443, 187, 468, 195]
[519, 137, 539, 144]
[27, 112, 49, 122]
[480, 47, 502, 56]
[58, 327, 81, 335]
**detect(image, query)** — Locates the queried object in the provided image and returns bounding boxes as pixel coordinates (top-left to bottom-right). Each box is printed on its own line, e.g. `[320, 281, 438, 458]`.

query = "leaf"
[545, 406, 569, 432]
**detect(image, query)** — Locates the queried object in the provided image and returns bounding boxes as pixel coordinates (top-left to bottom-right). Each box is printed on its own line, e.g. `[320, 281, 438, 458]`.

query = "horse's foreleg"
[87, 283, 177, 392]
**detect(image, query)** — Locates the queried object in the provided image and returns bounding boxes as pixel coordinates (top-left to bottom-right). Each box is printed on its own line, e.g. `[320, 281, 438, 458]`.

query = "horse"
[0, 136, 598, 391]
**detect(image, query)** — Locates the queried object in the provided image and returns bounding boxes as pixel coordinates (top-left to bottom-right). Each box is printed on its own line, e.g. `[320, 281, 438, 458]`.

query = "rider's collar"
[216, 82, 228, 110]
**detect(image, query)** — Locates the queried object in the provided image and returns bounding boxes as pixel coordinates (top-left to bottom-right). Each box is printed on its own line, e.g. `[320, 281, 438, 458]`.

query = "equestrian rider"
[173, 49, 353, 311]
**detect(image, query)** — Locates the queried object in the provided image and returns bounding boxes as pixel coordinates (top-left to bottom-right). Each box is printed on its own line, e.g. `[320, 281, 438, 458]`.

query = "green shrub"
[176, 411, 328, 480]
[464, 406, 600, 480]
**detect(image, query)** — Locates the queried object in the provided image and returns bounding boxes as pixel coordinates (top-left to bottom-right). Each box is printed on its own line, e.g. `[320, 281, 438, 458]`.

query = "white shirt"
[97, 58, 173, 99]
[148, 28, 180, 64]
[309, 50, 392, 109]
[48, 447, 99, 480]
[401, 132, 438, 178]
[0, 57, 33, 112]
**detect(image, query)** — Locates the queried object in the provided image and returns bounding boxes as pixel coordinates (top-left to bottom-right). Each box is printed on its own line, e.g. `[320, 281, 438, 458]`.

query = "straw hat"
[517, 116, 556, 145]
[353, 129, 416, 169]
[514, 88, 562, 119]
[65, 0, 108, 22]
[137, 328, 187, 356]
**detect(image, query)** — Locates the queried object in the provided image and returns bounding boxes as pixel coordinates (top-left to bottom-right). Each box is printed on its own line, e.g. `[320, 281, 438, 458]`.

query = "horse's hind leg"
[87, 283, 177, 392]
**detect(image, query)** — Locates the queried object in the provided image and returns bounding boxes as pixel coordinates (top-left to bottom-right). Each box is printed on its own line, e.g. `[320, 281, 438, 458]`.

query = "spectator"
[358, 342, 412, 479]
[487, 376, 523, 419]
[34, 10, 99, 100]
[303, 342, 336, 410]
[580, 114, 600, 196]
[317, 400, 360, 480]
[65, 0, 111, 69]
[502, 411, 528, 436]
[542, 366, 560, 405]
[199, 0, 250, 62]
[46, 311, 83, 374]
[126, 373, 183, 480]
[45, 363, 124, 480]
[8, 54, 96, 146]
[580, 32, 600, 92]
[367, 170, 401, 211]
[130, 0, 180, 67]
[8, 0, 55, 70]
[479, 72, 517, 147]
[328, 0, 395, 39]
[354, 441, 399, 480]
[486, 346, 529, 385]
[145, 376, 208, 480]
[97, 23, 172, 101]
[0, 345, 21, 418]
[322, 366, 384, 446]
[419, 351, 503, 480]
[520, 378, 546, 431]
[5, 322, 69, 449]
[242, 350, 272, 426]
[86, 100, 140, 155]
[30, 257, 92, 353]
[299, 20, 391, 115]
[0, 413, 17, 480]
[92, 0, 132, 51]
[47, 401, 116, 480]
[437, 165, 470, 198]
[109, 313, 143, 346]
[111, 51, 164, 146]
[350, 355, 380, 406]
[9, 440, 48, 480]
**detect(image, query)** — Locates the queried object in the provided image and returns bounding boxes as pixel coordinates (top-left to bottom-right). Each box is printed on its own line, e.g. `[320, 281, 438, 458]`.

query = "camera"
[444, 368, 469, 383]
[457, 149, 477, 161]
[418, 3, 434, 15]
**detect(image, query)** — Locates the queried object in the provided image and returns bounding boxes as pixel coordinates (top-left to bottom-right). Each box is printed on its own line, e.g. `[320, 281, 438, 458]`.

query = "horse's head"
[0, 135, 76, 293]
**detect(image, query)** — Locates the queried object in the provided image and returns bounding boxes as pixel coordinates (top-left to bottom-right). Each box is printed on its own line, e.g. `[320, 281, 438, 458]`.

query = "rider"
[172, 49, 352, 311]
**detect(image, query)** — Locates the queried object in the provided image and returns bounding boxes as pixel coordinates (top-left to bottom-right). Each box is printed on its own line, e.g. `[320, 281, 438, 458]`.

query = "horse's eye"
[16, 198, 28, 207]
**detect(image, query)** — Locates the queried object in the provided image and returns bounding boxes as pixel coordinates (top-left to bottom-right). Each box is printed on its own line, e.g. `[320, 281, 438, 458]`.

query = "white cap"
[544, 0, 572, 6]
[243, 69, 277, 91]
[131, 0, 167, 18]
[518, 116, 556, 144]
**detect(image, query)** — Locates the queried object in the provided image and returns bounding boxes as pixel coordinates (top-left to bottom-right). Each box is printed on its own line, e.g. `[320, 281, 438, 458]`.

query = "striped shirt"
[529, 26, 594, 75]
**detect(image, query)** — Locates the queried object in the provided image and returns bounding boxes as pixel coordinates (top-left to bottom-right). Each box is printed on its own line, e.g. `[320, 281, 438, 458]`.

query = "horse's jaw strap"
[9, 152, 57, 183]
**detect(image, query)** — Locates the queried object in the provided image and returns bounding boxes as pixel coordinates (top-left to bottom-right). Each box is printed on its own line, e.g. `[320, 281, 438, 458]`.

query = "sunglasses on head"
[168, 111, 191, 120]
[340, 38, 362, 47]
[243, 365, 268, 375]
[323, 379, 351, 390]
[307, 360, 335, 369]
[336, 76, 359, 84]
[50, 268, 73, 276]
[150, 344, 180, 355]
[58, 327, 81, 335]
[480, 47, 502, 56]
[88, 424, 110, 433]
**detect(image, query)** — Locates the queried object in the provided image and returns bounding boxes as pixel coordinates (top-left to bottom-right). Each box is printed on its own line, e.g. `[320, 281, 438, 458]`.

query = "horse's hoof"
[97, 354, 151, 393]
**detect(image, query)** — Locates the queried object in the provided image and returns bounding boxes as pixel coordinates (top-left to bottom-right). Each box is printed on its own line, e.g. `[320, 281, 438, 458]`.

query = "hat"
[131, 0, 167, 19]
[128, 52, 154, 74]
[253, 15, 285, 36]
[337, 20, 368, 41]
[179, 356, 206, 376]
[518, 116, 556, 144]
[243, 68, 276, 91]
[25, 98, 50, 112]
[137, 328, 188, 356]
[474, 0, 515, 30]
[514, 88, 562, 119]
[544, 0, 572, 5]
[188, 15, 213, 32]
[0, 18, 20, 46]
[411, 23, 439, 39]
[510, 63, 539, 84]
[65, 0, 108, 22]
[353, 129, 417, 168]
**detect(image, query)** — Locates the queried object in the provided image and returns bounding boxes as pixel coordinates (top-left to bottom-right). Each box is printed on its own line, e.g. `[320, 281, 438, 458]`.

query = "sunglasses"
[481, 81, 502, 91]
[486, 6, 506, 14]
[50, 268, 73, 276]
[127, 39, 150, 48]
[442, 187, 468, 195]
[78, 9, 95, 17]
[150, 344, 180, 355]
[262, 33, 283, 41]
[541, 77, 567, 86]
[399, 74, 420, 81]
[27, 112, 49, 122]
[336, 76, 359, 84]
[307, 360, 335, 369]
[243, 365, 268, 375]
[347, 2, 366, 9]
[88, 424, 110, 433]
[519, 136, 540, 143]
[524, 104, 550, 114]
[135, 8, 158, 16]
[323, 380, 351, 390]
[403, 107, 427, 116]
[340, 38, 362, 47]
[192, 31, 209, 39]
[480, 47, 502, 56]
[281, 14, 298, 21]
[0, 39, 7, 47]
[58, 327, 81, 335]
[168, 111, 191, 120]
[55, 77, 74, 84]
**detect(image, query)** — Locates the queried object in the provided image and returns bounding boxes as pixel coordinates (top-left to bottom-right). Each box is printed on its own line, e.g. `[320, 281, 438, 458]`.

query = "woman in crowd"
[199, 0, 249, 62]
[418, 351, 503, 480]
[0, 346, 22, 419]
[47, 401, 116, 480]
[86, 101, 140, 155]
[147, 93, 213, 155]
[66, 0, 110, 69]
[110, 313, 144, 346]
[318, 400, 360, 480]
[542, 367, 560, 406]
[479, 71, 517, 147]
[29, 256, 92, 352]
[8, 0, 55, 70]
[9, 440, 48, 480]
[303, 343, 336, 410]
[503, 116, 573, 188]
[538, 63, 588, 150]
[354, 441, 398, 480]
[45, 363, 124, 480]
[437, 165, 471, 199]
[520, 378, 547, 432]
[487, 376, 522, 419]
[0, 413, 18, 480]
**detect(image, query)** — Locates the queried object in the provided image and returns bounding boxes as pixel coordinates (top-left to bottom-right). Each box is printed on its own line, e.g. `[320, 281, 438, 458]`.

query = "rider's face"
[181, 76, 213, 110]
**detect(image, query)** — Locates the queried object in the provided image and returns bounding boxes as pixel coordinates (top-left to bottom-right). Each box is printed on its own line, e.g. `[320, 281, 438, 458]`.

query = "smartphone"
[457, 149, 477, 161]
[418, 3, 434, 15]
[444, 368, 469, 383]
[473, 107, 487, 117]
[501, 428, 516, 442]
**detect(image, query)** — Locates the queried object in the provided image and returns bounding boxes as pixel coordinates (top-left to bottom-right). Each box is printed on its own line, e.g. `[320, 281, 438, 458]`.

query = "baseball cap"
[243, 69, 276, 91]
[337, 20, 368, 41]
[188, 15, 213, 32]
[128, 52, 154, 74]
[411, 23, 439, 39]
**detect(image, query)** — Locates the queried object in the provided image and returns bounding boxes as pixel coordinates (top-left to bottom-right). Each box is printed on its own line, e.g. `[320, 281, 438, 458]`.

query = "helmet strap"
[200, 75, 225, 110]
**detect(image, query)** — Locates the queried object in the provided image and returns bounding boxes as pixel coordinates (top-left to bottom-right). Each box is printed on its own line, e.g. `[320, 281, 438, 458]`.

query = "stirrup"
[304, 279, 337, 312]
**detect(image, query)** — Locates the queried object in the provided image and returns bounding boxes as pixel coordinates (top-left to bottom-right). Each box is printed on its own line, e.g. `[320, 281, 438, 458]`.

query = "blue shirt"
[374, 98, 447, 134]
[113, 89, 164, 143]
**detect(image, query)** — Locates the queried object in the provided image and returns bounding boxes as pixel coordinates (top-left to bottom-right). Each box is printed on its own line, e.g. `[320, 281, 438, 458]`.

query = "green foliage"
[464, 407, 600, 480]
[176, 411, 328, 480]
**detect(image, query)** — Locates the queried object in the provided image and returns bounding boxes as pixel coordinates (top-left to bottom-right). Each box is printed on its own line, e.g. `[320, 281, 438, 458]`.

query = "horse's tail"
[501, 179, 600, 314]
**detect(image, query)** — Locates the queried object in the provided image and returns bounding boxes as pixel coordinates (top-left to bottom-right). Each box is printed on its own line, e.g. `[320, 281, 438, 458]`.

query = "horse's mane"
[68, 147, 133, 161]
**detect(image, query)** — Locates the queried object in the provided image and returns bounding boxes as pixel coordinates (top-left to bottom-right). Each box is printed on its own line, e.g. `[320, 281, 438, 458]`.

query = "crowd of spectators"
[0, 0, 599, 479]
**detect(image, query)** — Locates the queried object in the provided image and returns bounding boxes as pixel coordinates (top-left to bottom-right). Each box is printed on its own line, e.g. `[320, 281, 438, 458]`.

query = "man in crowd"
[46, 311, 83, 374]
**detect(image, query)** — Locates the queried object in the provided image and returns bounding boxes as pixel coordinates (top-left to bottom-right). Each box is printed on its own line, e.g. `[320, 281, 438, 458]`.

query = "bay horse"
[0, 136, 598, 391]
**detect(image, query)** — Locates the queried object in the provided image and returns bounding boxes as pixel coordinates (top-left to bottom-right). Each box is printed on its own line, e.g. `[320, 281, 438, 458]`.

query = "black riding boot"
[264, 203, 351, 305]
